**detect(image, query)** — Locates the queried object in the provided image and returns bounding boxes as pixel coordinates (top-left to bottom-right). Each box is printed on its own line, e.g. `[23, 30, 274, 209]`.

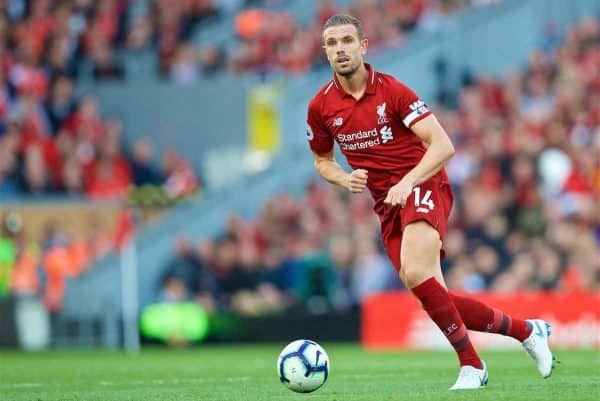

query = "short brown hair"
[322, 14, 364, 41]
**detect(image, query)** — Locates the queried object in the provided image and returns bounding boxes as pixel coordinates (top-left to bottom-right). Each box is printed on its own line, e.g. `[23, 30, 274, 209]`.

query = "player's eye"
[325, 40, 336, 47]
[342, 37, 354, 44]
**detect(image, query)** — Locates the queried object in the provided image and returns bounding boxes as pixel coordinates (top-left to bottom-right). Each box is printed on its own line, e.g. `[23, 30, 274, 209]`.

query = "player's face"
[322, 24, 367, 77]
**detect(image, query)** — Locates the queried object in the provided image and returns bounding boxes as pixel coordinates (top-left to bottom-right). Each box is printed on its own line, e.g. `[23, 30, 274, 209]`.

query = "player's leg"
[393, 177, 552, 379]
[449, 293, 554, 377]
[400, 221, 487, 389]
[450, 294, 531, 340]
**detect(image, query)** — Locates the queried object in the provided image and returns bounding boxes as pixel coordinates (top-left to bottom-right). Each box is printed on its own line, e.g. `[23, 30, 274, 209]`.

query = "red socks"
[450, 293, 532, 342]
[411, 278, 483, 369]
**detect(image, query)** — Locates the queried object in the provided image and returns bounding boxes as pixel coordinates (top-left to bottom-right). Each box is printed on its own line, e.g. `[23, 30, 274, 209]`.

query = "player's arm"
[313, 150, 368, 193]
[402, 114, 455, 186]
[384, 114, 454, 207]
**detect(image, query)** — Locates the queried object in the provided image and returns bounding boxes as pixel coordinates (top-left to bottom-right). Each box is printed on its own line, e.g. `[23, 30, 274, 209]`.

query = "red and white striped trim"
[324, 81, 335, 94]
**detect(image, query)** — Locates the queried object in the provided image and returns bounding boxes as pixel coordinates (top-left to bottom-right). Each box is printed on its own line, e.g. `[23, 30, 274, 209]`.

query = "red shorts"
[377, 176, 454, 273]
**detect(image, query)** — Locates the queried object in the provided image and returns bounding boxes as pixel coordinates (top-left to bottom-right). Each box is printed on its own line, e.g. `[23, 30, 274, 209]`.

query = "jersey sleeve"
[306, 98, 334, 154]
[392, 81, 432, 128]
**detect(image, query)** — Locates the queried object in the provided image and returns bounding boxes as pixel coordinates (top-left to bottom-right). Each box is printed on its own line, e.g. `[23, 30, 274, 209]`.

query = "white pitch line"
[2, 377, 251, 390]
[96, 377, 251, 387]
[6, 382, 42, 388]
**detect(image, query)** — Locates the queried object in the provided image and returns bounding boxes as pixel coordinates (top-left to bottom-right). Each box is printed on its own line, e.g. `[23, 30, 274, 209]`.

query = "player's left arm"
[384, 114, 455, 207]
[403, 114, 455, 185]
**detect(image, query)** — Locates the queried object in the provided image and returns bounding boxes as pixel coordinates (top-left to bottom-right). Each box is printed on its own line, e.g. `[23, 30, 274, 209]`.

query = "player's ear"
[361, 38, 368, 55]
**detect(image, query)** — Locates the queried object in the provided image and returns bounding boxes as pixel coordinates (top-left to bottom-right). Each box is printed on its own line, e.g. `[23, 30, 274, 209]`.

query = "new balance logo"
[332, 117, 344, 126]
[380, 126, 393, 143]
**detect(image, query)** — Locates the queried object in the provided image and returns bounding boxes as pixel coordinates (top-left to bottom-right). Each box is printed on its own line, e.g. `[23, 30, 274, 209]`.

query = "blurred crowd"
[0, 0, 497, 85]
[159, 18, 599, 316]
[166, 0, 502, 79]
[0, 0, 311, 201]
[0, 0, 497, 198]
[1, 3, 597, 319]
[0, 0, 502, 93]
[0, 0, 209, 199]
[159, 187, 398, 316]
[229, 0, 498, 75]
[0, 86, 200, 200]
[0, 0, 223, 80]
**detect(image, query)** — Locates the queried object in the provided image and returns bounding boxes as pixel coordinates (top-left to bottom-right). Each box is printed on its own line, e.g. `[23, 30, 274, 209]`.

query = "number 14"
[413, 187, 435, 210]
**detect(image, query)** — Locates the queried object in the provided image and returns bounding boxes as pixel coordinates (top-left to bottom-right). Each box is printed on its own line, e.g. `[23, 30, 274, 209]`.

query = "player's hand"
[345, 169, 368, 193]
[384, 178, 414, 207]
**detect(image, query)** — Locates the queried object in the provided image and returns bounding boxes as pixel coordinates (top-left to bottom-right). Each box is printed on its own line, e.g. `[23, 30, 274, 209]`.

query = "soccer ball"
[277, 339, 330, 393]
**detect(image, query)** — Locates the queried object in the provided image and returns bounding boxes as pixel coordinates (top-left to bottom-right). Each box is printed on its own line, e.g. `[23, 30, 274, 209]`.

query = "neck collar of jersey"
[332, 63, 377, 98]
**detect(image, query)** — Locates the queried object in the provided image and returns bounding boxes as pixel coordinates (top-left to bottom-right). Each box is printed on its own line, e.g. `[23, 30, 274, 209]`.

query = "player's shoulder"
[375, 71, 415, 94]
[308, 80, 337, 111]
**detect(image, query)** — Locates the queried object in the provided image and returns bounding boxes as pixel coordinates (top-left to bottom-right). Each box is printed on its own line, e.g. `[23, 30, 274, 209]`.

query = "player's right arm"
[313, 151, 368, 193]
[307, 94, 367, 193]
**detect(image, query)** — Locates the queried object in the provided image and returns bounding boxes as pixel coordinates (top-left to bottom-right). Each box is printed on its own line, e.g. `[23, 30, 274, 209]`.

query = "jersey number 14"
[413, 187, 435, 212]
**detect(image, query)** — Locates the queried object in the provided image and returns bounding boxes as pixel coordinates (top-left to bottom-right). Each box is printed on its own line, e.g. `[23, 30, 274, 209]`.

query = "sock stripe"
[451, 293, 532, 343]
[429, 303, 452, 315]
[499, 314, 510, 335]
[491, 308, 503, 332]
[452, 334, 471, 350]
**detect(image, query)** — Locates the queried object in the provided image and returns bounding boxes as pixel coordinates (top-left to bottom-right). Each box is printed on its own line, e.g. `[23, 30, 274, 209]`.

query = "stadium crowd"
[229, 0, 500, 75]
[159, 18, 599, 316]
[0, 0, 503, 88]
[0, 2, 597, 318]
[0, 0, 496, 85]
[0, 0, 496, 199]
[0, 0, 210, 199]
[0, 0, 205, 309]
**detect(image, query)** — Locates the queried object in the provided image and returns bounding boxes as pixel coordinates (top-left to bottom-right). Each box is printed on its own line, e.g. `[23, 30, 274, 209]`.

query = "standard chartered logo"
[336, 126, 394, 151]
[337, 128, 378, 142]
[337, 128, 378, 151]
[380, 126, 393, 143]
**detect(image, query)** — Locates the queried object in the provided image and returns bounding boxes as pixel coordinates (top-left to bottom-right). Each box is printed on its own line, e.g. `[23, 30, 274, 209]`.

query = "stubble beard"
[335, 60, 359, 78]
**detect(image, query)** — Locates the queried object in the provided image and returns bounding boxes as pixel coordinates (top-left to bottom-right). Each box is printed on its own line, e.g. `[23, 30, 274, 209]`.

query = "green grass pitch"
[1, 345, 598, 401]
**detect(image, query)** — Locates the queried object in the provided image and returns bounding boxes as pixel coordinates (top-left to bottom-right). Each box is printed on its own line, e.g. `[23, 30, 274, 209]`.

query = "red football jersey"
[307, 63, 448, 205]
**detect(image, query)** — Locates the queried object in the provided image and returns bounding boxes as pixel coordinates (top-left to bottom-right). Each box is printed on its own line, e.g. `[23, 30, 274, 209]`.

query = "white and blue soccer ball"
[277, 339, 330, 393]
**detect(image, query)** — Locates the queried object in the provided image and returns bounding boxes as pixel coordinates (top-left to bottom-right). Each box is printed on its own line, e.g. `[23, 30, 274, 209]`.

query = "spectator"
[21, 144, 53, 194]
[170, 42, 199, 84]
[198, 44, 225, 76]
[44, 34, 78, 80]
[89, 39, 125, 81]
[44, 75, 77, 133]
[351, 231, 395, 304]
[161, 236, 205, 295]
[162, 150, 200, 198]
[130, 137, 164, 186]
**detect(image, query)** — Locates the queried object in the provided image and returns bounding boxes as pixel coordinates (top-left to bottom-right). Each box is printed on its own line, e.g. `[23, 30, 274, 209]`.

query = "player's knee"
[401, 221, 442, 288]
[400, 250, 434, 287]
[401, 263, 431, 288]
